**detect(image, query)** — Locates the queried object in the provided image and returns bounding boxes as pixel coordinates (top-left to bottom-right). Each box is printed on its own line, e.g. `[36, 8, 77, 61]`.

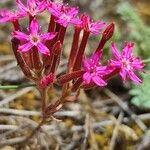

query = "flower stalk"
[68, 27, 81, 72]
[73, 31, 90, 71]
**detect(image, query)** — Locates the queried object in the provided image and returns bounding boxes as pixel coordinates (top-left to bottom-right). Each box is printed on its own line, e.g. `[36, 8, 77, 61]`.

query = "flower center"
[88, 65, 97, 74]
[30, 35, 40, 45]
[122, 58, 131, 70]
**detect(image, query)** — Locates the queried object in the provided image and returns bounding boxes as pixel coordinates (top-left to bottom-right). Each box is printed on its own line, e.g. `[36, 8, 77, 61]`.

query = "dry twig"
[0, 87, 34, 107]
[104, 88, 147, 132]
[110, 112, 124, 150]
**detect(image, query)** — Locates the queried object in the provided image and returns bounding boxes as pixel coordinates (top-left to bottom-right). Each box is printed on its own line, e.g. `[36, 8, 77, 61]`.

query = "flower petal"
[37, 42, 50, 55]
[47, 1, 62, 17]
[111, 42, 121, 60]
[122, 42, 134, 58]
[13, 31, 29, 41]
[92, 75, 107, 86]
[68, 7, 79, 16]
[128, 71, 142, 84]
[18, 42, 33, 52]
[0, 17, 9, 23]
[83, 72, 91, 84]
[96, 66, 109, 75]
[56, 18, 69, 27]
[109, 59, 121, 67]
[40, 32, 57, 41]
[131, 57, 145, 70]
[83, 56, 90, 71]
[120, 69, 127, 81]
[70, 18, 82, 26]
[27, 0, 36, 8]
[16, 0, 27, 13]
[37, 2, 46, 14]
[91, 50, 103, 65]
[30, 18, 40, 35]
[90, 22, 106, 34]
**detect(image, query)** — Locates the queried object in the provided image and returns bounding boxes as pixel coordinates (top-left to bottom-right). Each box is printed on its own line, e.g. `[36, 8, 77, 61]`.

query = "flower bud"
[11, 38, 32, 77]
[50, 41, 62, 74]
[57, 70, 84, 85]
[95, 23, 115, 52]
[40, 73, 55, 88]
[102, 23, 115, 41]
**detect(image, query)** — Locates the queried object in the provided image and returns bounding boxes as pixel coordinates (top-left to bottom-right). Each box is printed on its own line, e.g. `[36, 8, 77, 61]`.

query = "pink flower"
[79, 14, 106, 35]
[0, 9, 25, 23]
[12, 18, 57, 55]
[46, 1, 63, 16]
[47, 1, 81, 27]
[83, 51, 110, 86]
[16, 0, 46, 17]
[110, 42, 145, 83]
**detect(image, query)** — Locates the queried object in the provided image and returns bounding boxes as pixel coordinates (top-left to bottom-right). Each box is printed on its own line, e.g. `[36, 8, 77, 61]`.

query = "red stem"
[48, 15, 55, 32]
[68, 27, 81, 73]
[58, 26, 67, 44]
[95, 37, 107, 53]
[71, 77, 83, 92]
[31, 46, 42, 72]
[39, 88, 47, 115]
[73, 31, 90, 71]
[43, 24, 61, 72]
[49, 41, 62, 74]
[12, 20, 20, 31]
[29, 15, 34, 24]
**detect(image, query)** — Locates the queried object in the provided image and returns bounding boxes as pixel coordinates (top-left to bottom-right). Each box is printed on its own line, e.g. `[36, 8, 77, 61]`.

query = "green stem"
[143, 59, 150, 63]
[0, 84, 36, 90]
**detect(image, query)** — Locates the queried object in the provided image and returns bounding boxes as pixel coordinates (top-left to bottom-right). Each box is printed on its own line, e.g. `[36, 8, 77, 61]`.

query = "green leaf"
[130, 72, 150, 109]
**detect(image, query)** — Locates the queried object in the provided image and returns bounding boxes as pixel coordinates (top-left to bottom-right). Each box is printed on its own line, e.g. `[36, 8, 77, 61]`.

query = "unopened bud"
[40, 73, 55, 88]
[95, 23, 115, 52]
[50, 41, 62, 74]
[102, 23, 115, 41]
[11, 38, 32, 77]
[57, 70, 84, 85]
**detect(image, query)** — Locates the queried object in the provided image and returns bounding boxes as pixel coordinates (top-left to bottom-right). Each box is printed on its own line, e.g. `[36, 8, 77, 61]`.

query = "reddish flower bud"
[11, 38, 32, 77]
[68, 27, 81, 73]
[102, 22, 115, 41]
[95, 23, 115, 52]
[40, 73, 55, 88]
[57, 70, 84, 85]
[73, 31, 90, 71]
[50, 41, 62, 74]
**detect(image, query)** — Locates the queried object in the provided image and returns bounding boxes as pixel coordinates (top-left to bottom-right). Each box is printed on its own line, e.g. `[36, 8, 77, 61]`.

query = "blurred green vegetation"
[130, 72, 150, 109]
[117, 2, 150, 59]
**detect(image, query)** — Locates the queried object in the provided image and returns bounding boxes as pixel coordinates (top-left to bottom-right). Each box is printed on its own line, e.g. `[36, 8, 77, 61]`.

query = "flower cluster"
[0, 0, 145, 119]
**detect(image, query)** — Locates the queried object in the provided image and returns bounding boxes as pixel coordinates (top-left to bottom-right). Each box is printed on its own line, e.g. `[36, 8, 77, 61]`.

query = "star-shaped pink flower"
[47, 1, 81, 27]
[83, 51, 110, 86]
[12, 18, 57, 55]
[16, 0, 46, 17]
[79, 14, 106, 35]
[0, 9, 25, 23]
[110, 42, 145, 83]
